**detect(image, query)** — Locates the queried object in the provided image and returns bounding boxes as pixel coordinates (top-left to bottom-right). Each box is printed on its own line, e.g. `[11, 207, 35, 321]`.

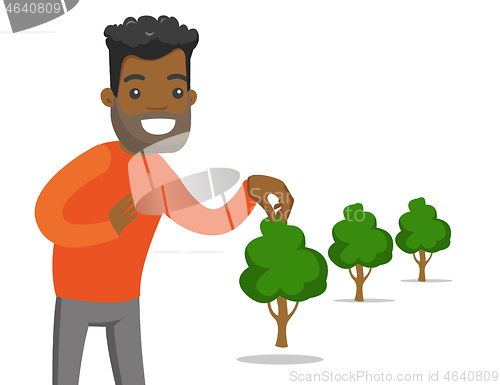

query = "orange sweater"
[35, 141, 254, 302]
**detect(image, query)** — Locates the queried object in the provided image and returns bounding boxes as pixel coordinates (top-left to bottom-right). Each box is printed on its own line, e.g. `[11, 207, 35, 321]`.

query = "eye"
[129, 88, 141, 100]
[172, 88, 184, 99]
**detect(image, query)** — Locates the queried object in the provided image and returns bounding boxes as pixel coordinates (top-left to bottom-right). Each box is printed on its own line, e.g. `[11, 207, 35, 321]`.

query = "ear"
[101, 88, 115, 107]
[189, 89, 197, 106]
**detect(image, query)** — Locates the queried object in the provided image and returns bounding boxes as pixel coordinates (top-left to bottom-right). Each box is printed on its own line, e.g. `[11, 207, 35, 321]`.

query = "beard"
[110, 94, 192, 154]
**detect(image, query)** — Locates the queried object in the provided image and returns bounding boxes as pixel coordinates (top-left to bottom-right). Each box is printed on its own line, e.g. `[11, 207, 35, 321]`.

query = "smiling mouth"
[141, 118, 176, 135]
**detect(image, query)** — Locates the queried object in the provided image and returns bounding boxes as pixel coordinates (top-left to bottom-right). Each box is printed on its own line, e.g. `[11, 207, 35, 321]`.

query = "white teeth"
[141, 118, 176, 135]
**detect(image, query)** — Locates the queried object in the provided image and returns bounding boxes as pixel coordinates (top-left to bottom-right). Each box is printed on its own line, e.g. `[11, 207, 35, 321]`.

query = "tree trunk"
[354, 264, 364, 302]
[418, 249, 426, 282]
[418, 265, 426, 282]
[267, 297, 299, 348]
[275, 296, 289, 347]
[275, 319, 288, 348]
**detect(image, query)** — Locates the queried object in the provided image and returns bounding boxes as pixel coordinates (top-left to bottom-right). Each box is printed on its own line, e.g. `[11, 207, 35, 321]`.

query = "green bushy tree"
[240, 217, 328, 347]
[396, 197, 451, 282]
[328, 203, 393, 302]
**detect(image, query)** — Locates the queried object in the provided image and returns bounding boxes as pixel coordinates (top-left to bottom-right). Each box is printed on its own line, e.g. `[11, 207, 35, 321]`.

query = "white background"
[1, 1, 499, 384]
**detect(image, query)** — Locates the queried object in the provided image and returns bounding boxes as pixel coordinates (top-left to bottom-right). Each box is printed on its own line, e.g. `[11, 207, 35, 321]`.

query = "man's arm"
[163, 175, 293, 233]
[35, 145, 120, 247]
[129, 155, 293, 234]
[128, 154, 255, 234]
[165, 179, 256, 235]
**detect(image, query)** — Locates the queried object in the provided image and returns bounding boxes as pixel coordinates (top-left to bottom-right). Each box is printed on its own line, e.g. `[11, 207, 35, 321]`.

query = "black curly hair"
[104, 16, 199, 97]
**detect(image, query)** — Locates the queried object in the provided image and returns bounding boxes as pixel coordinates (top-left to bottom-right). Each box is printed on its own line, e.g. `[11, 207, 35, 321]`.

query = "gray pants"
[53, 296, 145, 385]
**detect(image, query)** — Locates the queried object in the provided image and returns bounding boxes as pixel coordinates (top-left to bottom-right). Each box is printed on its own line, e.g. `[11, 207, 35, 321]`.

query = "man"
[35, 15, 294, 385]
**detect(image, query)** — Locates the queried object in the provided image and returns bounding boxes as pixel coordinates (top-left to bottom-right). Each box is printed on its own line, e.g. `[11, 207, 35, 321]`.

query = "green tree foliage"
[396, 197, 451, 253]
[396, 197, 451, 281]
[240, 217, 327, 347]
[328, 203, 393, 301]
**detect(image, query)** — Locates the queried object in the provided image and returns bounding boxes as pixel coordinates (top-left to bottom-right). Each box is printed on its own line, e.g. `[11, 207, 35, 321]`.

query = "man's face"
[101, 49, 197, 154]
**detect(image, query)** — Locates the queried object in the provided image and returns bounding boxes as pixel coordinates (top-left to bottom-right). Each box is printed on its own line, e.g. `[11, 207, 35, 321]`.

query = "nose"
[146, 105, 168, 111]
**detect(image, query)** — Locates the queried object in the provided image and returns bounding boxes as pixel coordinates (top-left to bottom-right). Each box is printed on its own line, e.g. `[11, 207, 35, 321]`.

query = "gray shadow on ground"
[237, 354, 323, 365]
[149, 250, 225, 254]
[335, 298, 395, 303]
[401, 279, 452, 283]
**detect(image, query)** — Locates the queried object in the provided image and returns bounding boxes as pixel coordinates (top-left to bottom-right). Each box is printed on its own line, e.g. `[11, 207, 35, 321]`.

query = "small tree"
[396, 197, 451, 282]
[240, 217, 328, 348]
[328, 203, 393, 302]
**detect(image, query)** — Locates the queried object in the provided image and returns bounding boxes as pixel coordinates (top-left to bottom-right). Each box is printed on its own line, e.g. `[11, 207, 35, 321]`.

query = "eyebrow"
[167, 74, 187, 82]
[123, 74, 145, 82]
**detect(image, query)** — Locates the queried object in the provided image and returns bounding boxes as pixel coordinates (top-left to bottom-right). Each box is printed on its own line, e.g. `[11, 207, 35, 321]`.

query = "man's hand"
[247, 175, 294, 223]
[109, 193, 138, 236]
